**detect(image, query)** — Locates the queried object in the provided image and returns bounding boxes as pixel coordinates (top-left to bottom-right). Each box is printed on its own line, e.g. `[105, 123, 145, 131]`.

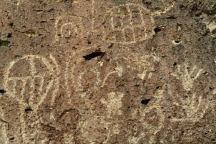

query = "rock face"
[0, 0, 216, 143]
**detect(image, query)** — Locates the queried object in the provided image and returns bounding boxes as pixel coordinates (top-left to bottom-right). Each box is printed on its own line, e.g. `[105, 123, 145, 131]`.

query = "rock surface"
[0, 0, 216, 143]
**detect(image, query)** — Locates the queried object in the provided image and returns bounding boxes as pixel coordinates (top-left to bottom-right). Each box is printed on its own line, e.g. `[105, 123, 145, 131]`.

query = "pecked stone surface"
[0, 0, 216, 143]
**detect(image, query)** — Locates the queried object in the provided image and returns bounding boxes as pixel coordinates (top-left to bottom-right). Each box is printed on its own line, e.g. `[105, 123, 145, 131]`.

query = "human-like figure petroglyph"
[168, 84, 209, 122]
[55, 15, 84, 45]
[172, 63, 204, 91]
[3, 54, 60, 143]
[0, 107, 9, 144]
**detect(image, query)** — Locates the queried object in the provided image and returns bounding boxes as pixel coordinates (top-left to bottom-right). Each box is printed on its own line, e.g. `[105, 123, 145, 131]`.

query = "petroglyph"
[4, 54, 60, 108]
[101, 65, 123, 88]
[168, 84, 209, 122]
[102, 3, 155, 44]
[100, 92, 124, 118]
[151, 0, 176, 16]
[172, 63, 204, 91]
[65, 48, 124, 100]
[55, 15, 84, 45]
[3, 54, 60, 143]
[140, 88, 165, 133]
[122, 52, 160, 80]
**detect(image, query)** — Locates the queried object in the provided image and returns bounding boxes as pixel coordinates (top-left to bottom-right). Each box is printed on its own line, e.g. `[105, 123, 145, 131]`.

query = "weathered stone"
[0, 0, 216, 143]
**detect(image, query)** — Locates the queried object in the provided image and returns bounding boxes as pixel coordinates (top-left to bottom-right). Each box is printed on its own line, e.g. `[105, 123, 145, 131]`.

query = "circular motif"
[3, 55, 59, 109]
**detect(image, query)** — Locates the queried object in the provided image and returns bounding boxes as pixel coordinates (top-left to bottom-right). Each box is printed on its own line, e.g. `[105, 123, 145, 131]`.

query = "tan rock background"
[0, 0, 216, 143]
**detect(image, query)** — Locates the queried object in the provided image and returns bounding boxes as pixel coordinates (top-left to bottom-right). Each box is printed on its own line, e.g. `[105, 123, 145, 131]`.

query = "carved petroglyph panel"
[52, 0, 173, 45]
[66, 46, 165, 143]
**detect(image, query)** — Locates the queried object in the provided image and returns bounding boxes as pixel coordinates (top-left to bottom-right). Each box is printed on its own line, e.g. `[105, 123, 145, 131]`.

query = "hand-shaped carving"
[172, 63, 204, 91]
[171, 93, 208, 122]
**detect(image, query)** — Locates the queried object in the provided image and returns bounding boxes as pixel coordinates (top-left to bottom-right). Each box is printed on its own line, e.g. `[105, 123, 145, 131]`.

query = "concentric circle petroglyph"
[55, 15, 84, 45]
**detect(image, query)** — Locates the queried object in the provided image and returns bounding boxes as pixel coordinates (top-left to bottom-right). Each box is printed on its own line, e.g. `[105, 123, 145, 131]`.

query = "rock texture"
[0, 0, 216, 143]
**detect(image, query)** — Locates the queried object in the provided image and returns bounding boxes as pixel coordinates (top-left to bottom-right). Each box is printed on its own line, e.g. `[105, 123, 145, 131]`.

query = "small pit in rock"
[0, 89, 6, 95]
[0, 39, 10, 47]
[25, 107, 33, 112]
[141, 99, 151, 105]
[83, 50, 105, 60]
